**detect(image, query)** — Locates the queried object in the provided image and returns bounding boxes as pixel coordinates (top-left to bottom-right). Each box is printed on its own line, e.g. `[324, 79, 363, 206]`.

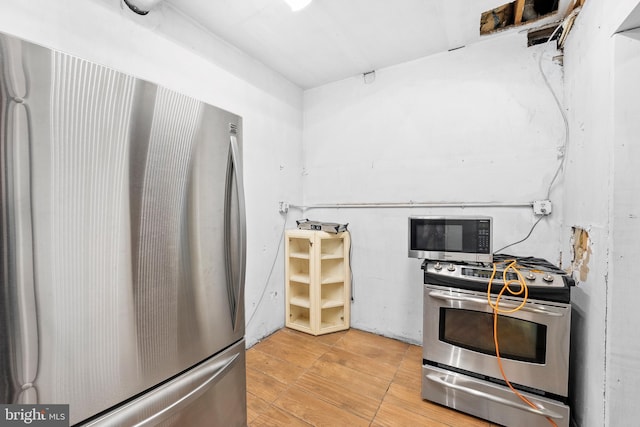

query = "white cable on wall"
[246, 212, 288, 328]
[538, 22, 570, 200]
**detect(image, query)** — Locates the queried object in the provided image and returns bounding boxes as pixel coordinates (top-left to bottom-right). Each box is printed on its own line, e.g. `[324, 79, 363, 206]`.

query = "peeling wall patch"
[570, 227, 592, 282]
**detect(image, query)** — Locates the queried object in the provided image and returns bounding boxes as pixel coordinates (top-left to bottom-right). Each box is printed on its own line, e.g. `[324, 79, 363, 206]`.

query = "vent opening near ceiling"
[480, 0, 560, 35]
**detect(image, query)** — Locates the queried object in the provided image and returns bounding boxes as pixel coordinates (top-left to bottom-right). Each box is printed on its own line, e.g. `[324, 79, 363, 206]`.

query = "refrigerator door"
[83, 339, 247, 427]
[0, 32, 246, 424]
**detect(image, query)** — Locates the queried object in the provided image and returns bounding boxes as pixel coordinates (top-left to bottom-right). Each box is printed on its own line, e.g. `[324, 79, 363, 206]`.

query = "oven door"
[423, 284, 571, 398]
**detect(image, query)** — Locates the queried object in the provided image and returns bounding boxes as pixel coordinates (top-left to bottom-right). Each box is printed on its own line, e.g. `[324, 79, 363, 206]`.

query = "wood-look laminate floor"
[246, 327, 499, 426]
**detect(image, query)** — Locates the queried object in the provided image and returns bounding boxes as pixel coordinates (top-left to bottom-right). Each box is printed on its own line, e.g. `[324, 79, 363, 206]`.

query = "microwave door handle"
[426, 374, 565, 420]
[428, 291, 564, 317]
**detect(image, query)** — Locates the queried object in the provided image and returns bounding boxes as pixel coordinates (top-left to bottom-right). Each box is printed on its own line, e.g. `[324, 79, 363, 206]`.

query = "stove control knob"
[525, 272, 537, 281]
[447, 264, 456, 272]
[542, 273, 555, 283]
[434, 262, 442, 271]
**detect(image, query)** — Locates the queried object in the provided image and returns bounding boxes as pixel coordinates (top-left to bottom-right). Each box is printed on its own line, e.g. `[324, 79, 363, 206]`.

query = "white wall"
[609, 28, 640, 426]
[562, 1, 640, 426]
[0, 0, 304, 347]
[303, 32, 566, 343]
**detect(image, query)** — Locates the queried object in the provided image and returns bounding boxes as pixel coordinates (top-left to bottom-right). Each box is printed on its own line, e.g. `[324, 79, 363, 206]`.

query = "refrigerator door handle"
[224, 124, 246, 331]
[2, 98, 39, 402]
[85, 352, 240, 427]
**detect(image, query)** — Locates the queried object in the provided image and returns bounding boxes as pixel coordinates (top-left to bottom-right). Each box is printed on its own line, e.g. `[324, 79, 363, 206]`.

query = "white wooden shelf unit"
[285, 229, 351, 335]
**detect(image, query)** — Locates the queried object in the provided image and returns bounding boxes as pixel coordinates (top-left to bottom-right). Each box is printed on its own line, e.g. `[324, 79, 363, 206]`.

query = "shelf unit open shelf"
[284, 229, 350, 336]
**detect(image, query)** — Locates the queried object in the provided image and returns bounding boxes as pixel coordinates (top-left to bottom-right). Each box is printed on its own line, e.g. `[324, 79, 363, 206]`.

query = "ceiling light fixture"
[123, 0, 164, 15]
[284, 0, 313, 12]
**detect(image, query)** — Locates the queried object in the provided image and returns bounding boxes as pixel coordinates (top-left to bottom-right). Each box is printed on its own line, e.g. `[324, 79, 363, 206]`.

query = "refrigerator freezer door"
[0, 32, 246, 424]
[83, 339, 247, 427]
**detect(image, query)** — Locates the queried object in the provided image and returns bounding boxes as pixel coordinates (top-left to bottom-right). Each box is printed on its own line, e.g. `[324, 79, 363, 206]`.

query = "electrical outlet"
[278, 201, 289, 214]
[533, 200, 552, 215]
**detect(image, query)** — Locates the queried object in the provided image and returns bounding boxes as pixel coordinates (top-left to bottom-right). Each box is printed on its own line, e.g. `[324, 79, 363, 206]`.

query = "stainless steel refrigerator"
[0, 31, 247, 426]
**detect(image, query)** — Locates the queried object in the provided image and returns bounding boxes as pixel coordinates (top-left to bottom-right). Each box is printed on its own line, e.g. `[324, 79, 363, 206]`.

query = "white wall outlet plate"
[533, 200, 552, 215]
[278, 201, 289, 214]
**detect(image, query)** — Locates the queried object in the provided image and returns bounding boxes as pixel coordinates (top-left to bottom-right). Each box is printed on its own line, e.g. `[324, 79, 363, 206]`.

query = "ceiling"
[163, 0, 570, 89]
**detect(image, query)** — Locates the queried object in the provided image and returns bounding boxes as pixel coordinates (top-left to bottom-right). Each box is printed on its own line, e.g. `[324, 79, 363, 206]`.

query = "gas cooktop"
[421, 254, 574, 303]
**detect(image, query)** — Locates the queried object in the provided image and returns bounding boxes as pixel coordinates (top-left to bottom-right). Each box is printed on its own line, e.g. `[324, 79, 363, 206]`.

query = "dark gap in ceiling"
[527, 23, 562, 46]
[534, 0, 560, 16]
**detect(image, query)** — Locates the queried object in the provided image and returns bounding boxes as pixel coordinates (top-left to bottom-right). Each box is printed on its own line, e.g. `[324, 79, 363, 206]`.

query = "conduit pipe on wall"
[289, 201, 533, 211]
[123, 0, 164, 15]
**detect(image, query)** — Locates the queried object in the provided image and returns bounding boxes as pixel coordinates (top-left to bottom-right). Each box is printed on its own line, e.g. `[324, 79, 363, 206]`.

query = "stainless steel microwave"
[408, 216, 493, 262]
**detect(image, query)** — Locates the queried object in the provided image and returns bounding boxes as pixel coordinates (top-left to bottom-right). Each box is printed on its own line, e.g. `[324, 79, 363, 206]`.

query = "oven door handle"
[428, 291, 564, 317]
[426, 374, 565, 420]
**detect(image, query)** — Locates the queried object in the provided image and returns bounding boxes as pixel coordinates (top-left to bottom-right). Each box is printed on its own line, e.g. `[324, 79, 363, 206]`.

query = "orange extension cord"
[487, 259, 558, 427]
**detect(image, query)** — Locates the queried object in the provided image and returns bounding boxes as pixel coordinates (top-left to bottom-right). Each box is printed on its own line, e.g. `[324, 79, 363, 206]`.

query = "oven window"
[439, 308, 547, 364]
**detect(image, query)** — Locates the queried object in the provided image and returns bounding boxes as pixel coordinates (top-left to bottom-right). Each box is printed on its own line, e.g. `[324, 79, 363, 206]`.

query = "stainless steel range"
[420, 255, 573, 427]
